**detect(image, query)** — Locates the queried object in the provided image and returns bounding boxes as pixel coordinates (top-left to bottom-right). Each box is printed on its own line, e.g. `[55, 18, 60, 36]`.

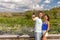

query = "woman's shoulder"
[45, 21, 50, 24]
[47, 21, 50, 25]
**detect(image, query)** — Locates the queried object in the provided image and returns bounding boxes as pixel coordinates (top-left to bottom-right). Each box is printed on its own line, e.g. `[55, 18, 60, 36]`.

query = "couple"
[32, 11, 50, 40]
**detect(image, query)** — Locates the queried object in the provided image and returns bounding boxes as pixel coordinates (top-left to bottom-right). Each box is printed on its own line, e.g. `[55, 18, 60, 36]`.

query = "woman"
[42, 14, 50, 40]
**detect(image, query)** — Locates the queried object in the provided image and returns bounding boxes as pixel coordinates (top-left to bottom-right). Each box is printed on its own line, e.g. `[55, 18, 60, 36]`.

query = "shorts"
[42, 30, 48, 37]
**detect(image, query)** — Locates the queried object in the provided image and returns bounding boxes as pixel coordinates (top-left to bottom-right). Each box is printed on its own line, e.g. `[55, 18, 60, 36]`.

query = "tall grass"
[0, 16, 60, 34]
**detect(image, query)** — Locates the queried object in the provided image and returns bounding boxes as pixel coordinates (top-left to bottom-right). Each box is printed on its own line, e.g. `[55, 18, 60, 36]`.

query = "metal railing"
[0, 34, 60, 40]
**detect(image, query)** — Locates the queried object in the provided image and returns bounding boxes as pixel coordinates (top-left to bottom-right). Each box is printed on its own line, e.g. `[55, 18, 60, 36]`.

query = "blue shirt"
[42, 22, 48, 30]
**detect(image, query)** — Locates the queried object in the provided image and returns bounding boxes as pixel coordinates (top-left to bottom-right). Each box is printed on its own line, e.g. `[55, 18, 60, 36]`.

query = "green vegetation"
[0, 7, 60, 35]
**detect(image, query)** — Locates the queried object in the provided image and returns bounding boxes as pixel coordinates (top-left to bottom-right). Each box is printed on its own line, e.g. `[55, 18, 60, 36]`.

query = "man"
[32, 11, 43, 40]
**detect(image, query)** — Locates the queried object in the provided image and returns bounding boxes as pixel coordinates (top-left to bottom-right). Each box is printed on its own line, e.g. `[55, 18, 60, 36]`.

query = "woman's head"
[44, 14, 50, 21]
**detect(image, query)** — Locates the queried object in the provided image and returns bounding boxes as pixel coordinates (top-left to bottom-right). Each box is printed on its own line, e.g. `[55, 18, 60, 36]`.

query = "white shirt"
[34, 17, 42, 32]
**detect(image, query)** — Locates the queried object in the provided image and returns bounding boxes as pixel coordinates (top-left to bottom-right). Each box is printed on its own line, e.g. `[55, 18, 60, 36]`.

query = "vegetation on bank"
[0, 7, 60, 35]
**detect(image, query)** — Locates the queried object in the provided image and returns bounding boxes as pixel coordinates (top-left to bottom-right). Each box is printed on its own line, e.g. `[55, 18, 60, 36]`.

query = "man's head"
[38, 11, 43, 18]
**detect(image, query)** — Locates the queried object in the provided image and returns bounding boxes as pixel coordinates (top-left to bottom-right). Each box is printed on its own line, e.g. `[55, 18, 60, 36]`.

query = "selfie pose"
[32, 11, 43, 40]
[42, 14, 50, 40]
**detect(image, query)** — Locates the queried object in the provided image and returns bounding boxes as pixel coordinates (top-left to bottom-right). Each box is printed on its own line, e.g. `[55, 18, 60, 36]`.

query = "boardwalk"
[0, 34, 60, 40]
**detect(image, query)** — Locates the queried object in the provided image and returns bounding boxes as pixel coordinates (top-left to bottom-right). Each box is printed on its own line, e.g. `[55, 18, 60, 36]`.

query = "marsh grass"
[0, 16, 60, 34]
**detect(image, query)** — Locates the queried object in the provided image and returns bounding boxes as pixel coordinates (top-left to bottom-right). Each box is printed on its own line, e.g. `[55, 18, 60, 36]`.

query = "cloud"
[0, 0, 59, 12]
[57, 1, 60, 4]
[0, 0, 42, 12]
[44, 0, 51, 3]
[32, 3, 46, 10]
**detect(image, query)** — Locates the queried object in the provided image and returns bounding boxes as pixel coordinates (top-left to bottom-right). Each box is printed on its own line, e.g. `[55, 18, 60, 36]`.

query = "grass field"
[0, 16, 60, 35]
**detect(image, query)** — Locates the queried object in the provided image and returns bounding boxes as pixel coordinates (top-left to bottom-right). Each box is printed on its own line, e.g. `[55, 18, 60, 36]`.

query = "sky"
[0, 0, 60, 12]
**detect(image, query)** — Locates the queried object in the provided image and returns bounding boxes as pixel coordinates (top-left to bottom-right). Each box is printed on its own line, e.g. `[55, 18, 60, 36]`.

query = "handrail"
[0, 34, 60, 40]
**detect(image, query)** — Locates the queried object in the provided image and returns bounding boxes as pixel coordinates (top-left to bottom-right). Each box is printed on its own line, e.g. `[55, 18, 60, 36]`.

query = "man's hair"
[38, 11, 43, 14]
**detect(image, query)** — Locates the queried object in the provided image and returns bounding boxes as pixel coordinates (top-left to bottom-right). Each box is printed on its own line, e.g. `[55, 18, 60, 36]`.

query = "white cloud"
[4, 0, 10, 2]
[44, 0, 51, 3]
[33, 4, 45, 10]
[40, 4, 45, 8]
[57, 1, 60, 4]
[33, 5, 40, 10]
[0, 0, 53, 12]
[0, 0, 42, 12]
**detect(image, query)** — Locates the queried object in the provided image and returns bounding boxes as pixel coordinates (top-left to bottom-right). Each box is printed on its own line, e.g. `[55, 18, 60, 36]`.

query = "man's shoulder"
[35, 17, 38, 18]
[35, 17, 38, 19]
[35, 17, 42, 21]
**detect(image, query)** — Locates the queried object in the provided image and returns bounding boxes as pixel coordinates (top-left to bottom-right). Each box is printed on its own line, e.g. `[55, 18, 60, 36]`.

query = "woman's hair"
[44, 14, 50, 21]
